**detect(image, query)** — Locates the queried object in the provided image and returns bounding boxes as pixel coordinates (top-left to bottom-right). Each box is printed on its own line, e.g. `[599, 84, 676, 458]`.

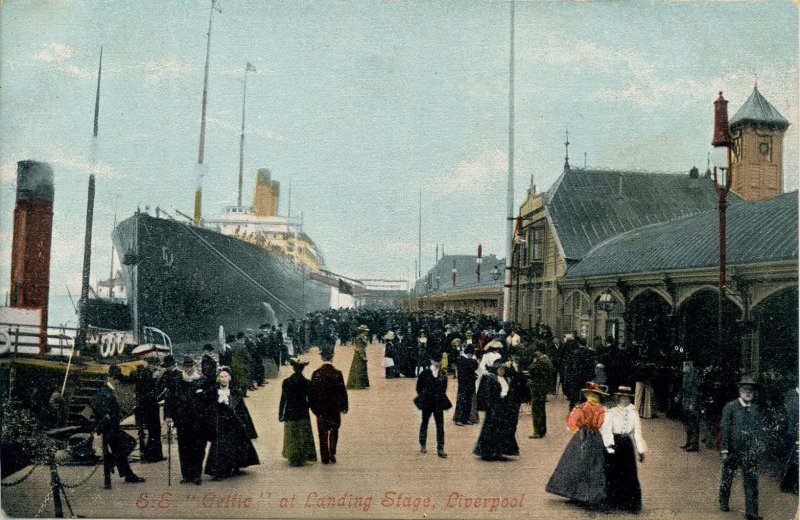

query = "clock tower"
[729, 85, 790, 201]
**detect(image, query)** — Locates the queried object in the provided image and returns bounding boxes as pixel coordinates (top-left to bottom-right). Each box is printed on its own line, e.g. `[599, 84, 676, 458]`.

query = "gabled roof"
[414, 254, 504, 294]
[565, 191, 798, 279]
[730, 86, 790, 130]
[543, 167, 733, 261]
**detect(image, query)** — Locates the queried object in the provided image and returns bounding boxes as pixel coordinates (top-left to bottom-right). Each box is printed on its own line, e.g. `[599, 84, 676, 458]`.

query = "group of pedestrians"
[93, 307, 793, 520]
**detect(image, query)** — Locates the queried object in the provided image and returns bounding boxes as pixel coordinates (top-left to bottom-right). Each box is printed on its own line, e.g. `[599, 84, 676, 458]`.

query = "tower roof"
[730, 86, 790, 130]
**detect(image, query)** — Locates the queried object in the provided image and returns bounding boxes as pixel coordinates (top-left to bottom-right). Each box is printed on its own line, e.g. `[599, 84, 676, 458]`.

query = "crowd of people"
[91, 308, 796, 519]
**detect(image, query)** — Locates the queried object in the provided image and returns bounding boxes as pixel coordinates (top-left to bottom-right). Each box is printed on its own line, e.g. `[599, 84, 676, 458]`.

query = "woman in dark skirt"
[453, 344, 479, 425]
[279, 358, 317, 466]
[545, 382, 609, 507]
[601, 386, 647, 513]
[474, 362, 524, 461]
[205, 367, 260, 480]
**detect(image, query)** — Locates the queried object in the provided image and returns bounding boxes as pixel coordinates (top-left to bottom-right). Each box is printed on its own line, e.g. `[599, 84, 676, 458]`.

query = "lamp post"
[711, 91, 734, 367]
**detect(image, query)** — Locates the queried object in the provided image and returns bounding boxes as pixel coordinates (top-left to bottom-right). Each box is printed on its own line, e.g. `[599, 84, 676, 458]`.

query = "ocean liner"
[112, 169, 342, 345]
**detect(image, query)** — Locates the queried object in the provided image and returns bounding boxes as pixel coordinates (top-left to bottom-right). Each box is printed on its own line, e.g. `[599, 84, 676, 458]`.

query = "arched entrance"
[753, 286, 799, 393]
[626, 290, 675, 415]
[678, 289, 742, 369]
[561, 291, 592, 339]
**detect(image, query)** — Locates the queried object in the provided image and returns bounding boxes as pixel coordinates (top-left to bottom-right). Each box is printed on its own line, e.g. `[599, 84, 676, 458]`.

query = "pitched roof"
[414, 254, 504, 294]
[565, 191, 798, 279]
[544, 167, 732, 261]
[729, 86, 790, 130]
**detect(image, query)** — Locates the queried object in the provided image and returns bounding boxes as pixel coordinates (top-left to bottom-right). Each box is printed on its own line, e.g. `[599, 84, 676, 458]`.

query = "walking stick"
[166, 420, 173, 486]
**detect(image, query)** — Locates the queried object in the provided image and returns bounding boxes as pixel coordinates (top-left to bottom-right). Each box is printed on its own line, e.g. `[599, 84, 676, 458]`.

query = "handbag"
[381, 357, 395, 368]
[413, 395, 424, 410]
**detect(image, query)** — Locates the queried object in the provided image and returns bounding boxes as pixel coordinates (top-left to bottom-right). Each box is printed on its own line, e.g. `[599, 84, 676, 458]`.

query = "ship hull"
[113, 213, 332, 344]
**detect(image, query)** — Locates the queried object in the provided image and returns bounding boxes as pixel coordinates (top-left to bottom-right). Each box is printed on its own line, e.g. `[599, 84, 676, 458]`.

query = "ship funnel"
[10, 160, 55, 351]
[252, 168, 280, 217]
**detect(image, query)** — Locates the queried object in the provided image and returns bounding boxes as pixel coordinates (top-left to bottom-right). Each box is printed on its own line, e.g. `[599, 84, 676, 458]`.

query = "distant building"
[359, 279, 408, 308]
[409, 254, 505, 316]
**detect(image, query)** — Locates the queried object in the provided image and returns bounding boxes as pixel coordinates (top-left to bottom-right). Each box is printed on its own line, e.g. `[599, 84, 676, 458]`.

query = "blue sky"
[0, 0, 797, 305]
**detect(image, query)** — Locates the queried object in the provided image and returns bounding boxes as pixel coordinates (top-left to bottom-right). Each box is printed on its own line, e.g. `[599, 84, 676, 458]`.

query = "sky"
[0, 0, 797, 311]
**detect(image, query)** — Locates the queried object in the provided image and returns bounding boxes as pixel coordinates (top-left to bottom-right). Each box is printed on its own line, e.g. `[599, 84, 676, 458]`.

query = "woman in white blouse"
[601, 385, 647, 513]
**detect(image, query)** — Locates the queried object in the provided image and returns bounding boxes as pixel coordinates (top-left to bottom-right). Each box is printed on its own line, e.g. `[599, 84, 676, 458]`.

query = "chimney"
[10, 161, 55, 344]
[689, 166, 699, 179]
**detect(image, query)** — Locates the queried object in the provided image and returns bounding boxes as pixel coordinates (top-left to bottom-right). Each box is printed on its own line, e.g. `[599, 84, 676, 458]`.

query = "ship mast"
[237, 62, 255, 207]
[194, 0, 222, 224]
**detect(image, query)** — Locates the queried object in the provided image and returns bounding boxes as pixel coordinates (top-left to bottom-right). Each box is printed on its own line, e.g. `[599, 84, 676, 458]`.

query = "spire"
[528, 174, 536, 195]
[730, 84, 790, 130]
[563, 128, 570, 171]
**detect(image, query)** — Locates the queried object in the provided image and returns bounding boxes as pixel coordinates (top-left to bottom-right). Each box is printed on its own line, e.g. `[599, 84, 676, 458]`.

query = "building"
[409, 254, 505, 316]
[509, 86, 797, 382]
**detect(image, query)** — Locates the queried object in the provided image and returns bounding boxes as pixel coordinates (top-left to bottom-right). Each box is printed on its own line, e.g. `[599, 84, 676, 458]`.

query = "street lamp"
[711, 91, 734, 368]
[491, 264, 501, 281]
[597, 291, 616, 312]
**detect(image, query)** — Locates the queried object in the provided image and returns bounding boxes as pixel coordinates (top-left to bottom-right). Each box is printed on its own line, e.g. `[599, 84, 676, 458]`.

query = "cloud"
[47, 149, 124, 180]
[33, 43, 75, 63]
[206, 117, 287, 143]
[430, 149, 508, 197]
[131, 57, 196, 85]
[32, 43, 93, 79]
[385, 241, 418, 257]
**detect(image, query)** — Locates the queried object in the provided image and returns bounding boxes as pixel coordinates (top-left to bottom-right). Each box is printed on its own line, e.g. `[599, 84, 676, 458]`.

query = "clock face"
[759, 142, 770, 155]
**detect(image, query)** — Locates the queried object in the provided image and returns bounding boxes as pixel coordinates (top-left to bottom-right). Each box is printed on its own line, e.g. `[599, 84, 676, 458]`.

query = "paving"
[2, 342, 797, 519]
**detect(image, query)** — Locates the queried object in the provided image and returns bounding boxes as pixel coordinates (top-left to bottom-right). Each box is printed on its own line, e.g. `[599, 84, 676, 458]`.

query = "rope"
[152, 212, 302, 318]
[34, 489, 53, 518]
[60, 460, 102, 489]
[1, 465, 37, 487]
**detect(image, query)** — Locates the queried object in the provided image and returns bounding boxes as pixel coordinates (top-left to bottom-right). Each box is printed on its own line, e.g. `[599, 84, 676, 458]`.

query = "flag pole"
[503, 0, 515, 323]
[195, 0, 220, 224]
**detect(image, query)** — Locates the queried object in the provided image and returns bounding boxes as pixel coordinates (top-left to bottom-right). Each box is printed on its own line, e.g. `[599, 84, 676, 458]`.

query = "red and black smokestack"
[10, 160, 54, 355]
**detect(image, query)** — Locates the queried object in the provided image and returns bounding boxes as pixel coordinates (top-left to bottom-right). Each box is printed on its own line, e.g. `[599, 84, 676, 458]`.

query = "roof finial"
[754, 72, 758, 90]
[564, 128, 570, 169]
[584, 151, 587, 169]
[529, 174, 536, 194]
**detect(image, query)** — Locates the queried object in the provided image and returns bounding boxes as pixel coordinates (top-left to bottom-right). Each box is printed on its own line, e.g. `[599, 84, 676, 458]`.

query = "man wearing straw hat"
[719, 375, 764, 520]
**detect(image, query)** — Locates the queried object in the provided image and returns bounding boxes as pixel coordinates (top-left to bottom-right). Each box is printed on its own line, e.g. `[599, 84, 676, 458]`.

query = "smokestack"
[10, 161, 55, 354]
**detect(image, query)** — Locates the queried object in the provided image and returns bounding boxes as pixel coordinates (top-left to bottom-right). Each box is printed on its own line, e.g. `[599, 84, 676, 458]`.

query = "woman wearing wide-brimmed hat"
[600, 385, 646, 513]
[205, 366, 260, 479]
[347, 325, 370, 389]
[279, 358, 317, 466]
[546, 381, 610, 507]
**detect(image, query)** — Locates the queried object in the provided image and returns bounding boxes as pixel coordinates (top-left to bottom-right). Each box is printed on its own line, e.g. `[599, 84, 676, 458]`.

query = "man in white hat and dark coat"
[719, 375, 764, 520]
[172, 356, 210, 485]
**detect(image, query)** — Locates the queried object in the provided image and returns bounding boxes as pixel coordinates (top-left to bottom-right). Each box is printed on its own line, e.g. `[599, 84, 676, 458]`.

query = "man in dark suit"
[526, 348, 553, 439]
[92, 365, 145, 483]
[171, 356, 210, 485]
[719, 375, 764, 520]
[309, 347, 349, 464]
[134, 355, 164, 462]
[415, 358, 451, 458]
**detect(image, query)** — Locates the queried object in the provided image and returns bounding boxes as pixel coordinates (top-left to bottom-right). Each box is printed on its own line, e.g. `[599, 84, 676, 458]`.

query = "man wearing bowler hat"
[719, 375, 764, 520]
[92, 365, 145, 483]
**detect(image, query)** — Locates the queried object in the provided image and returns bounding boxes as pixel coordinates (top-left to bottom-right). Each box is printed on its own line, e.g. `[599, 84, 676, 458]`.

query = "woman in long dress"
[453, 344, 479, 425]
[601, 386, 647, 513]
[546, 382, 609, 507]
[279, 358, 317, 466]
[474, 362, 524, 461]
[204, 367, 260, 479]
[347, 325, 369, 389]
